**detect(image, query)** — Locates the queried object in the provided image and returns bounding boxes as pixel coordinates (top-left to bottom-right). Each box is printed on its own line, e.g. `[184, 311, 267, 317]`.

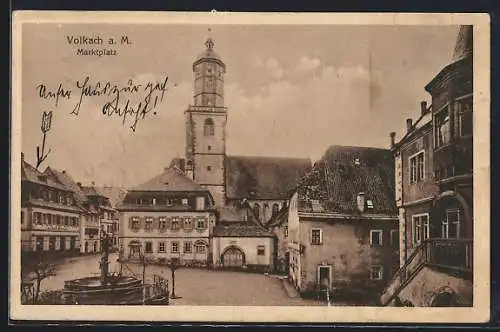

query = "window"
[207, 166, 212, 171]
[409, 152, 425, 183]
[195, 242, 206, 253]
[159, 217, 167, 230]
[152, 198, 156, 205]
[204, 118, 215, 136]
[257, 245, 265, 256]
[366, 200, 374, 209]
[131, 217, 140, 230]
[253, 203, 260, 218]
[196, 218, 207, 229]
[207, 145, 211, 151]
[181, 198, 189, 205]
[145, 241, 153, 253]
[183, 217, 193, 230]
[284, 226, 288, 238]
[457, 97, 473, 137]
[166, 198, 173, 206]
[412, 214, 429, 244]
[354, 157, 360, 166]
[435, 108, 450, 148]
[145, 217, 153, 231]
[183, 241, 192, 253]
[311, 228, 323, 245]
[370, 266, 383, 280]
[370, 230, 383, 246]
[171, 218, 180, 230]
[196, 197, 205, 210]
[390, 230, 399, 248]
[158, 242, 166, 253]
[272, 203, 280, 217]
[442, 209, 461, 239]
[21, 211, 24, 224]
[171, 241, 179, 253]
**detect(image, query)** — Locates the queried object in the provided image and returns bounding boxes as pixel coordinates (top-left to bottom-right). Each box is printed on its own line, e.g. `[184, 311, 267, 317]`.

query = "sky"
[20, 23, 460, 187]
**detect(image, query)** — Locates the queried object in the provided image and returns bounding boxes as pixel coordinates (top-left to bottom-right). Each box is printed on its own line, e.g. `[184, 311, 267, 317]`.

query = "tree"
[21, 252, 58, 304]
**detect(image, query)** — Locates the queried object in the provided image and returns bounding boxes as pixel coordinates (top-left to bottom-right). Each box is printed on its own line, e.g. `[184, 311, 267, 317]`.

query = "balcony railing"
[381, 238, 472, 305]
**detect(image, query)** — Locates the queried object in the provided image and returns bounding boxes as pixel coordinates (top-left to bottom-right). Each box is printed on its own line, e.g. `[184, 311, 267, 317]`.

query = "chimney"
[356, 192, 365, 213]
[406, 118, 413, 133]
[420, 101, 428, 115]
[77, 182, 82, 187]
[91, 181, 95, 187]
[62, 170, 66, 174]
[164, 167, 169, 172]
[390, 132, 396, 148]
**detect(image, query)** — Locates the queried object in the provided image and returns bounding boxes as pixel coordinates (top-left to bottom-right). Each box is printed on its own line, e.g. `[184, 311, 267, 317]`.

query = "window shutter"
[128, 216, 134, 230]
[319, 229, 323, 244]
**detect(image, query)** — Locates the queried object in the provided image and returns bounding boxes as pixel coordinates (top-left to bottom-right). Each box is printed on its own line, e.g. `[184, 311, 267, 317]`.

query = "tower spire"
[205, 28, 214, 49]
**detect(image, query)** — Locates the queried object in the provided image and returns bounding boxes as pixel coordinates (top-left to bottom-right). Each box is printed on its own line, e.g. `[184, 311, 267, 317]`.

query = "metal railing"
[381, 238, 472, 305]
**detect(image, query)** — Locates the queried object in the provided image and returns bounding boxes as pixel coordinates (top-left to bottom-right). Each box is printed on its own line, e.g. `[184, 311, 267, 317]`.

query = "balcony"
[381, 238, 472, 305]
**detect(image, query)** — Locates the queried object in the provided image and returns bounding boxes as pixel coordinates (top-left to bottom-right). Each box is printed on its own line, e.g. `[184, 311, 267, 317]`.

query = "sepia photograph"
[10, 11, 490, 323]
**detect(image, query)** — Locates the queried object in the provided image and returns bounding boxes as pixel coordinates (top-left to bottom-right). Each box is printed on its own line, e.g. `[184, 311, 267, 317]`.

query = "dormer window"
[181, 198, 189, 205]
[354, 157, 361, 166]
[366, 200, 374, 209]
[152, 198, 156, 205]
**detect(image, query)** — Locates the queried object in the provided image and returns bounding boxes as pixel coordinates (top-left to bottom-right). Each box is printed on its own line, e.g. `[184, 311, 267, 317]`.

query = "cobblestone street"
[37, 254, 325, 306]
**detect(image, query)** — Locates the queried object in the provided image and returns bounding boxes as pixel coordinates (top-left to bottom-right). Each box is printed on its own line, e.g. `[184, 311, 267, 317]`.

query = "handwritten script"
[36, 75, 170, 132]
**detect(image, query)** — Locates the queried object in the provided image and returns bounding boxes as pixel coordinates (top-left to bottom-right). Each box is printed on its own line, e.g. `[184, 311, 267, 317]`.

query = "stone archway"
[430, 286, 463, 307]
[221, 246, 246, 268]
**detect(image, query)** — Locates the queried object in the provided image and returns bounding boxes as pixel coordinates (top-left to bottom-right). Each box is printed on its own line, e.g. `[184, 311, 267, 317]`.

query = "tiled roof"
[213, 224, 274, 238]
[297, 145, 396, 215]
[95, 186, 128, 208]
[25, 199, 83, 213]
[131, 167, 208, 192]
[21, 159, 68, 191]
[45, 168, 87, 205]
[225, 155, 312, 200]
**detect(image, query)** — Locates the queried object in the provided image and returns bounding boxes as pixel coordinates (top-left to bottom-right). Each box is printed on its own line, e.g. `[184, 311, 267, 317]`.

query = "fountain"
[62, 230, 169, 305]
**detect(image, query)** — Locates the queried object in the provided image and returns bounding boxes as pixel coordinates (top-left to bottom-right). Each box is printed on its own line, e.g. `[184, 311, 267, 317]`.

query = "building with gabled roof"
[117, 166, 216, 265]
[381, 25, 473, 308]
[21, 153, 82, 253]
[286, 145, 399, 304]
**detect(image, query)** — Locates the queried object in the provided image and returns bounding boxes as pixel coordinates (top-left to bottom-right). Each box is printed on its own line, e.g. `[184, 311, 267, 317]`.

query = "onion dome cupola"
[192, 31, 226, 108]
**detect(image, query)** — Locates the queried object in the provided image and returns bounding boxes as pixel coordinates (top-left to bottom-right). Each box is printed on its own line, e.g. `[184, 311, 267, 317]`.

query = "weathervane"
[36, 111, 53, 170]
[205, 28, 214, 49]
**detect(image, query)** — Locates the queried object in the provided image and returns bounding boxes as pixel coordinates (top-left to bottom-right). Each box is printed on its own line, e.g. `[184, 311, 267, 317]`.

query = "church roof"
[451, 25, 473, 63]
[225, 155, 312, 200]
[130, 167, 208, 193]
[297, 146, 396, 215]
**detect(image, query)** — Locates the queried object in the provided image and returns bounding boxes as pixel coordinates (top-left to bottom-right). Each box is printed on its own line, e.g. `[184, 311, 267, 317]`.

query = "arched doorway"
[221, 246, 246, 268]
[431, 291, 462, 307]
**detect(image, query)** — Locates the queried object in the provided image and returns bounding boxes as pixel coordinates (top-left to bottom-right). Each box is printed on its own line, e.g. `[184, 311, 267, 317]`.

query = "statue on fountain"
[99, 229, 113, 286]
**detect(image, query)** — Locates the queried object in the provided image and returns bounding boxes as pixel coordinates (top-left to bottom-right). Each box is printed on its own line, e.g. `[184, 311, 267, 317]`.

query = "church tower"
[185, 32, 227, 207]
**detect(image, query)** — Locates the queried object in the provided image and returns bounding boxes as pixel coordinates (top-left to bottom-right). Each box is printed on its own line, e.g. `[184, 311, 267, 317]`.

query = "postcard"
[10, 11, 491, 323]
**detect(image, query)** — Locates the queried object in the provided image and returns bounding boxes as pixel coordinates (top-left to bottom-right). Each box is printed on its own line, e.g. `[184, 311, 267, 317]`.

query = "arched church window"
[204, 118, 215, 136]
[253, 203, 260, 219]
